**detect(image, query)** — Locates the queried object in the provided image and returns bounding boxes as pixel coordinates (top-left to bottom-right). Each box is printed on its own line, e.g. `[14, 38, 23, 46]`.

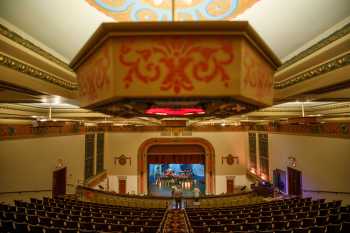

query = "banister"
[303, 189, 350, 195]
[0, 189, 52, 195]
[85, 170, 108, 187]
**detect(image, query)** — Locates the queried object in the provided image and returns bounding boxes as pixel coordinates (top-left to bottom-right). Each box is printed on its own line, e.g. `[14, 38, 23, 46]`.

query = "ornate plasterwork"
[0, 24, 72, 71]
[86, 0, 259, 21]
[309, 102, 350, 111]
[279, 22, 350, 70]
[0, 53, 78, 90]
[274, 53, 350, 89]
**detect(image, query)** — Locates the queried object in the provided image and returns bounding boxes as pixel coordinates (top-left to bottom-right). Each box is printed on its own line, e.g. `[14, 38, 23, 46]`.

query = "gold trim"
[274, 53, 350, 89]
[279, 22, 350, 70]
[0, 24, 72, 71]
[0, 53, 78, 90]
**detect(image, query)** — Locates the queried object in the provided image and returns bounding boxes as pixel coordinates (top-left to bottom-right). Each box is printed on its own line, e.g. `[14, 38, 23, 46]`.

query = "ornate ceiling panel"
[85, 0, 260, 21]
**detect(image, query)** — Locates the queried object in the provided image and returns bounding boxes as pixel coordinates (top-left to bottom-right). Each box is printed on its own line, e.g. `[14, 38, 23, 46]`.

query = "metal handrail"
[0, 184, 76, 195]
[0, 189, 52, 195]
[303, 189, 350, 195]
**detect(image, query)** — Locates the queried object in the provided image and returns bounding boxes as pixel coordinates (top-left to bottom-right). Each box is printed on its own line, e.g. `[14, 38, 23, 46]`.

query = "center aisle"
[163, 209, 190, 233]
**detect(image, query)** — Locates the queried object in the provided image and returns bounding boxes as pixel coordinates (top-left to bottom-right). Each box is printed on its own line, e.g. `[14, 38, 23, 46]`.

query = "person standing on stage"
[193, 186, 200, 202]
[174, 185, 183, 209]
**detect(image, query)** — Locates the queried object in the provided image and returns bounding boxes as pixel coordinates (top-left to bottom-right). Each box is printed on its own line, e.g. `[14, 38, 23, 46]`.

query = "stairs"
[163, 209, 190, 233]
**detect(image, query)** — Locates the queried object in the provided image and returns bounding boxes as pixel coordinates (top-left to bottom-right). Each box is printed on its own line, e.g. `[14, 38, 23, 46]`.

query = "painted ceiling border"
[0, 23, 73, 72]
[274, 53, 350, 89]
[0, 53, 78, 91]
[279, 22, 350, 71]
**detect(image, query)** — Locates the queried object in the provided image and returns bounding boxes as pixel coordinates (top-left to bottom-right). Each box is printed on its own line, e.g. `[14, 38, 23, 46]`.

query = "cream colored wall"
[269, 133, 350, 195]
[105, 131, 250, 194]
[0, 135, 85, 195]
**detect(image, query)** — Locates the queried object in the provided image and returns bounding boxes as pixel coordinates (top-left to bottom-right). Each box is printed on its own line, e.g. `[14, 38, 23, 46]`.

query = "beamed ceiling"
[0, 0, 350, 127]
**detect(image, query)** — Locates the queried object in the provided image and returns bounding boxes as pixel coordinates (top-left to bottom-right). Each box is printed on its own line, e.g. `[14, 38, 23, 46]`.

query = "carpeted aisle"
[163, 209, 189, 233]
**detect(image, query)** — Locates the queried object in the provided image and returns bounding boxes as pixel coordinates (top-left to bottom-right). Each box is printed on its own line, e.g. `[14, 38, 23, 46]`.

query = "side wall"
[269, 133, 350, 201]
[105, 131, 250, 195]
[0, 135, 85, 197]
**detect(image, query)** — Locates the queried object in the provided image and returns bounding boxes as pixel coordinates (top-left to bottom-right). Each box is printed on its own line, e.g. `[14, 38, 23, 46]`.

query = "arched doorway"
[138, 138, 215, 195]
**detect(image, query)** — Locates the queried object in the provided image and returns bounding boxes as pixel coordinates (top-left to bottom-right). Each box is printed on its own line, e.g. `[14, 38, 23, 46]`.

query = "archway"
[137, 138, 215, 195]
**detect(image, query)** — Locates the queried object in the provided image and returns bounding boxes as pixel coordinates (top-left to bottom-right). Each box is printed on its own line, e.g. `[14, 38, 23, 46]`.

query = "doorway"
[226, 178, 234, 194]
[119, 179, 126, 194]
[52, 167, 66, 198]
[287, 167, 302, 196]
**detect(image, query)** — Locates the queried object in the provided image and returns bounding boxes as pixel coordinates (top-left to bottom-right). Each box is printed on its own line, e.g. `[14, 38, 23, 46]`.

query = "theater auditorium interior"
[0, 0, 350, 233]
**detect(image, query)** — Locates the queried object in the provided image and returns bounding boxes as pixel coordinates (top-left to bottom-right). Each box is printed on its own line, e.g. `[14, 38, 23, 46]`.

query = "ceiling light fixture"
[146, 107, 205, 116]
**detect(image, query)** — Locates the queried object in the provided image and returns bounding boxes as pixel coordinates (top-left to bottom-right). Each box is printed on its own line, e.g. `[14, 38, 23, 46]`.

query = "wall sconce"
[288, 156, 297, 167]
[222, 154, 239, 165]
[114, 154, 131, 167]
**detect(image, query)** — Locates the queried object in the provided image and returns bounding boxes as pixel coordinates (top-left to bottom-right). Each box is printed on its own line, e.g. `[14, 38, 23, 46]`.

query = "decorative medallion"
[222, 154, 239, 165]
[86, 0, 260, 21]
[114, 154, 131, 166]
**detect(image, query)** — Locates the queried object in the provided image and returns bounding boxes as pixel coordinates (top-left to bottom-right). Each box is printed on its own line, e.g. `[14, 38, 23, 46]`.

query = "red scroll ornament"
[119, 37, 234, 94]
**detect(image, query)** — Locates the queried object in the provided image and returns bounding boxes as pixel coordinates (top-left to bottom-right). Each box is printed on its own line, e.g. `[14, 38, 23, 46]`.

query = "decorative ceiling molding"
[0, 24, 72, 72]
[0, 53, 78, 91]
[279, 22, 350, 71]
[274, 53, 350, 89]
[309, 102, 350, 111]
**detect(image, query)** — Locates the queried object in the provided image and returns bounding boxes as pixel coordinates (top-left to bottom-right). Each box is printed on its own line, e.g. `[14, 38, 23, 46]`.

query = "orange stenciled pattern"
[118, 37, 234, 94]
[243, 44, 273, 98]
[77, 46, 111, 101]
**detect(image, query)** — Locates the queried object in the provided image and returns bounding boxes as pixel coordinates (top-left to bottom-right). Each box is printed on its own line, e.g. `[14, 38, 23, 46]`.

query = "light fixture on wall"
[249, 167, 256, 174]
[114, 154, 131, 167]
[288, 156, 297, 167]
[222, 154, 239, 165]
[260, 173, 267, 180]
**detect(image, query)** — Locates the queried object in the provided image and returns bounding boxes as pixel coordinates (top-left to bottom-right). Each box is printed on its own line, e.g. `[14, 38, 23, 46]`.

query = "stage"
[148, 163, 205, 197]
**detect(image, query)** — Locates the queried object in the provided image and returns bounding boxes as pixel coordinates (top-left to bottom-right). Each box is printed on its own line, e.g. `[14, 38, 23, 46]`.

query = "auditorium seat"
[293, 227, 310, 233]
[341, 221, 350, 233]
[275, 230, 292, 233]
[325, 223, 341, 232]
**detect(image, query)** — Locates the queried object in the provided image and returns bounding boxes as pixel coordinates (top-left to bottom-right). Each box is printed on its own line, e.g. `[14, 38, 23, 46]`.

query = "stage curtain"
[147, 153, 205, 164]
[147, 144, 205, 164]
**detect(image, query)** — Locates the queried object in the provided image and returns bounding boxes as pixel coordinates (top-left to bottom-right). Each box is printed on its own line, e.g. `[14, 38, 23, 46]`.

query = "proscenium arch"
[137, 137, 215, 195]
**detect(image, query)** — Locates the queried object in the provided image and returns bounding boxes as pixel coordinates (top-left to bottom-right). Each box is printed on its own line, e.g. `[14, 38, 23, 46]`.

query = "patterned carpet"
[163, 209, 189, 233]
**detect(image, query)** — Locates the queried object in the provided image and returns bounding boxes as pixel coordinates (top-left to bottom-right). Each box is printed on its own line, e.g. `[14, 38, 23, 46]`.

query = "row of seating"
[0, 197, 166, 233]
[186, 197, 350, 233]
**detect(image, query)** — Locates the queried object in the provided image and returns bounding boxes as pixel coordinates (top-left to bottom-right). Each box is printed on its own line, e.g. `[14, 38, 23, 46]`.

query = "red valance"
[147, 154, 205, 164]
[147, 144, 205, 164]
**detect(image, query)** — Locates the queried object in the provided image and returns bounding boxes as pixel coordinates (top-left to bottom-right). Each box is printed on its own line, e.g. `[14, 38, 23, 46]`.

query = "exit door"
[226, 179, 234, 194]
[119, 179, 126, 194]
[52, 167, 66, 198]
